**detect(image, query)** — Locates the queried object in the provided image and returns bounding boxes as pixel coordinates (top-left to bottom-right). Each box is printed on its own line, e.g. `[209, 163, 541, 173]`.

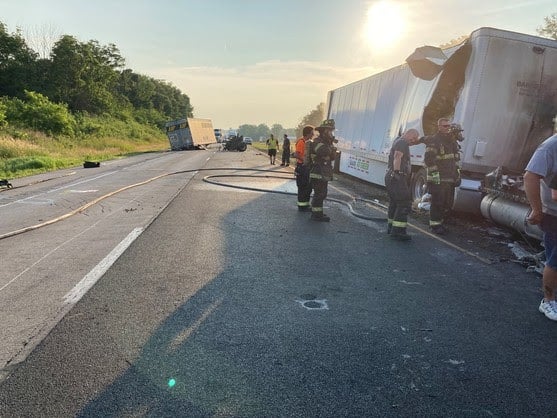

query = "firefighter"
[423, 118, 462, 234]
[385, 128, 421, 240]
[307, 119, 337, 222]
[294, 125, 315, 211]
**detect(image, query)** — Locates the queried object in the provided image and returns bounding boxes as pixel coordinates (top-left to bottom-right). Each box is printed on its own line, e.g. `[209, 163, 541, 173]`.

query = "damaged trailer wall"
[452, 29, 557, 176]
[330, 27, 557, 196]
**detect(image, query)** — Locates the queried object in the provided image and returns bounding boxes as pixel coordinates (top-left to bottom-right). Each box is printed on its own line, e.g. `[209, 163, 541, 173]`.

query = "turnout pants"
[428, 182, 455, 226]
[310, 178, 328, 215]
[295, 163, 311, 208]
[385, 172, 411, 233]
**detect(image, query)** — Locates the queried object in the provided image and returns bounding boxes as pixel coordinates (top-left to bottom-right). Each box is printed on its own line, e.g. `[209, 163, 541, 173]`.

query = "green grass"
[0, 126, 169, 178]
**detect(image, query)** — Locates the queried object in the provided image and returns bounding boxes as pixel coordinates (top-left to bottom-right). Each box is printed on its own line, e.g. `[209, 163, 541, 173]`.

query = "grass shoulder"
[0, 122, 169, 179]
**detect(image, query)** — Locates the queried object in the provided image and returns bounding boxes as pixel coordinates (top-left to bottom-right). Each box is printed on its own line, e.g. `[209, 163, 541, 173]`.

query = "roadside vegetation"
[0, 92, 169, 178]
[0, 22, 186, 179]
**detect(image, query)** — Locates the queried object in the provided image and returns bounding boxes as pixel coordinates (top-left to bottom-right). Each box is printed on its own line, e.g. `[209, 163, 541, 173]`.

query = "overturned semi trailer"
[327, 27, 557, 240]
[165, 118, 216, 150]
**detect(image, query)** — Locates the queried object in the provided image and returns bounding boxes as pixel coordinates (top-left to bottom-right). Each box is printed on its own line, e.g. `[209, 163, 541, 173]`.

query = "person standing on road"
[524, 133, 557, 321]
[266, 134, 279, 165]
[281, 134, 291, 166]
[385, 128, 421, 240]
[423, 118, 462, 235]
[294, 125, 314, 212]
[307, 119, 337, 222]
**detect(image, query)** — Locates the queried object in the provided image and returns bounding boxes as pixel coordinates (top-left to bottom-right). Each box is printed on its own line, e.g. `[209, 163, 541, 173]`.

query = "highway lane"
[1, 148, 556, 416]
[0, 149, 216, 375]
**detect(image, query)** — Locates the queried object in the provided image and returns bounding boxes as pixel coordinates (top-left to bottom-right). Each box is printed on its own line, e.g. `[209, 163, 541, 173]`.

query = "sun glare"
[364, 1, 405, 51]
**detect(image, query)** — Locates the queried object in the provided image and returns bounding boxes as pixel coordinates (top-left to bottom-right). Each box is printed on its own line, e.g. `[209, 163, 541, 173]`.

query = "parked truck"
[327, 27, 557, 240]
[214, 128, 223, 143]
[165, 118, 216, 150]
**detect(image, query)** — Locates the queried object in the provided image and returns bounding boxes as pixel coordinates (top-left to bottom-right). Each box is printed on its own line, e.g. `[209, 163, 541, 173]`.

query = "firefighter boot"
[390, 226, 411, 241]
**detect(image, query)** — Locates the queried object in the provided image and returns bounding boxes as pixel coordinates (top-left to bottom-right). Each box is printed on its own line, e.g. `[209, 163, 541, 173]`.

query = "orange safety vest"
[295, 137, 306, 164]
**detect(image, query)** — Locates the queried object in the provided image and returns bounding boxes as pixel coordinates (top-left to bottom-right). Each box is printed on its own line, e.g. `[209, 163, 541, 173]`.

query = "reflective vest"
[267, 137, 278, 150]
[295, 137, 306, 164]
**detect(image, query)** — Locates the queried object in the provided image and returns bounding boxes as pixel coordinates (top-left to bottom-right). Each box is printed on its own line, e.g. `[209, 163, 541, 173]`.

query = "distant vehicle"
[165, 118, 216, 150]
[223, 135, 247, 152]
[243, 137, 253, 144]
[214, 128, 223, 143]
[226, 129, 238, 140]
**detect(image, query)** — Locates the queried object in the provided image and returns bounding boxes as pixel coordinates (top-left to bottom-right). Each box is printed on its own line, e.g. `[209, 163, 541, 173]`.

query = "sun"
[363, 1, 406, 51]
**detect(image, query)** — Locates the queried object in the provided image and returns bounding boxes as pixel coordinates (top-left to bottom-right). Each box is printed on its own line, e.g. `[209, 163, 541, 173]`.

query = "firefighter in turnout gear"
[307, 119, 337, 222]
[385, 129, 421, 240]
[423, 118, 463, 234]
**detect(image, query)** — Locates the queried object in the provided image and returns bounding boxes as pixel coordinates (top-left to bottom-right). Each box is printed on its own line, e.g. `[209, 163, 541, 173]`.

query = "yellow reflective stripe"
[312, 207, 323, 212]
[429, 220, 443, 226]
[310, 173, 322, 179]
[297, 201, 310, 207]
[392, 221, 407, 227]
[437, 154, 457, 160]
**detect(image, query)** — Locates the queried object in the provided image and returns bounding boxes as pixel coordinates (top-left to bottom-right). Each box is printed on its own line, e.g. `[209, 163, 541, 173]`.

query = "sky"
[1, 0, 556, 130]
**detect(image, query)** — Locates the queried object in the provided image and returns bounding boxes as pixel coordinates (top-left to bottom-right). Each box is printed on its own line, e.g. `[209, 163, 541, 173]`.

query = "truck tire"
[411, 167, 427, 201]
[238, 142, 247, 152]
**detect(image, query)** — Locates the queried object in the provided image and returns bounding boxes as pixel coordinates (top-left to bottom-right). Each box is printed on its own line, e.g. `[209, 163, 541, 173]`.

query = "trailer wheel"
[411, 167, 427, 201]
[237, 142, 247, 152]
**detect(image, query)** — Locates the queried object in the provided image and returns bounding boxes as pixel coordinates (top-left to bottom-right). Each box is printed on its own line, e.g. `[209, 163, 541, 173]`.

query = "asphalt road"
[0, 150, 211, 374]
[0, 147, 556, 417]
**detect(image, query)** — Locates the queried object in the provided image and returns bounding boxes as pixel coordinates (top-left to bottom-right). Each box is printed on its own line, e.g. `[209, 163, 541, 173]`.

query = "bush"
[3, 91, 76, 135]
[0, 101, 7, 128]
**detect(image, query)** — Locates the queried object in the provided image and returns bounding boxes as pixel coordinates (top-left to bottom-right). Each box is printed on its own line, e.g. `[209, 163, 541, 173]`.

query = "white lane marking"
[48, 171, 117, 192]
[63, 227, 143, 306]
[69, 190, 99, 193]
[0, 217, 109, 293]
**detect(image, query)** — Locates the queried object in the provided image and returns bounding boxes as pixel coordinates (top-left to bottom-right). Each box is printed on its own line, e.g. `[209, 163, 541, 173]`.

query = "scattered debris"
[0, 179, 13, 189]
[486, 227, 513, 239]
[508, 241, 545, 274]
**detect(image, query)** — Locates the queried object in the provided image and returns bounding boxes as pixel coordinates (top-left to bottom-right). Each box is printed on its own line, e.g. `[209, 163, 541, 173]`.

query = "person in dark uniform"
[423, 118, 462, 234]
[281, 134, 291, 166]
[307, 119, 337, 222]
[385, 128, 421, 240]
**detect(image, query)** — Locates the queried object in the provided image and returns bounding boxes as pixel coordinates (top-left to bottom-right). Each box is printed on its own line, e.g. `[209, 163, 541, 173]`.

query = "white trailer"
[165, 118, 216, 150]
[328, 27, 557, 239]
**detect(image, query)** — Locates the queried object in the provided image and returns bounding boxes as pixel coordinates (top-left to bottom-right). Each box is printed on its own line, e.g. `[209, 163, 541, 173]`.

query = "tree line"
[0, 22, 193, 135]
[236, 103, 325, 140]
